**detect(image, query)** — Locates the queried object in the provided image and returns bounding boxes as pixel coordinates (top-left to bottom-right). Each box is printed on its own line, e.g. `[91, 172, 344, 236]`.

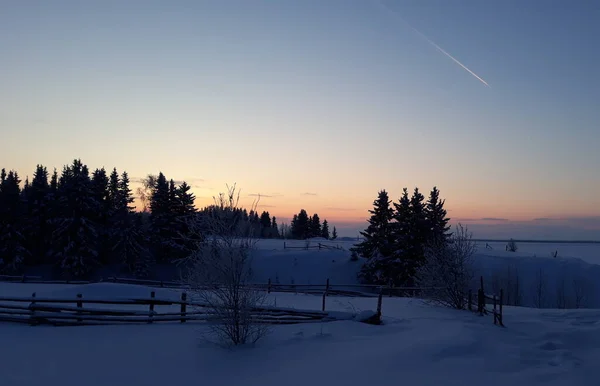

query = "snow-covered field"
[0, 282, 598, 386]
[1, 240, 599, 385]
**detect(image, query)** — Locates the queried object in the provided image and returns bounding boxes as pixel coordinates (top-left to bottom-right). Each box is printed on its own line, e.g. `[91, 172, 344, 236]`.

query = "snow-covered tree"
[417, 224, 476, 309]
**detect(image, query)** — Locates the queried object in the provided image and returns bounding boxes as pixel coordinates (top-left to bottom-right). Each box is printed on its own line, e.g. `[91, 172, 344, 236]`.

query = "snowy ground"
[0, 282, 598, 386]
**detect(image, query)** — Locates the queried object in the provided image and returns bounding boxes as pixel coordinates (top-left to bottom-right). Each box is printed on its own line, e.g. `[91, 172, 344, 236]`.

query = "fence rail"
[467, 276, 504, 327]
[0, 289, 355, 326]
[283, 242, 344, 251]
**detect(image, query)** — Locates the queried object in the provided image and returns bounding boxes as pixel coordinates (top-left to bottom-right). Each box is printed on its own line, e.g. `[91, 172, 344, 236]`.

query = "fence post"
[268, 278, 272, 294]
[30, 292, 36, 325]
[499, 289, 504, 327]
[21, 274, 26, 283]
[322, 290, 327, 312]
[284, 242, 286, 249]
[325, 278, 330, 295]
[76, 294, 83, 323]
[149, 291, 155, 323]
[180, 292, 187, 323]
[478, 289, 483, 316]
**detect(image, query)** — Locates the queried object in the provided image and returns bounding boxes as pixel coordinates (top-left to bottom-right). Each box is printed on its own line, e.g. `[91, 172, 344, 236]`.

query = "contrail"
[373, 0, 490, 87]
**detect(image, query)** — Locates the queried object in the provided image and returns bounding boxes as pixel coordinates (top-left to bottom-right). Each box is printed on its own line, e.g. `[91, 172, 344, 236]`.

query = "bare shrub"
[179, 184, 270, 346]
[505, 264, 523, 306]
[572, 276, 590, 308]
[507, 239, 518, 252]
[417, 224, 477, 310]
[532, 268, 546, 308]
[555, 273, 567, 309]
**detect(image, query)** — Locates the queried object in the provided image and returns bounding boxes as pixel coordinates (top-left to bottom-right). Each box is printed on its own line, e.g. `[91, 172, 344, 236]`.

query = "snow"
[1, 240, 600, 385]
[0, 285, 598, 386]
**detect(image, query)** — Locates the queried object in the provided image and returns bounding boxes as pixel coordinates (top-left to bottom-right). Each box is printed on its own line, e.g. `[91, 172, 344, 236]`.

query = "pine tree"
[91, 168, 111, 264]
[260, 211, 272, 238]
[149, 172, 171, 262]
[387, 187, 429, 286]
[175, 182, 196, 215]
[310, 213, 321, 238]
[24, 165, 51, 264]
[0, 171, 28, 272]
[271, 216, 280, 238]
[352, 190, 394, 259]
[321, 219, 330, 239]
[112, 172, 150, 274]
[291, 209, 310, 239]
[108, 168, 120, 214]
[426, 186, 451, 244]
[355, 190, 397, 284]
[331, 226, 338, 240]
[52, 160, 99, 277]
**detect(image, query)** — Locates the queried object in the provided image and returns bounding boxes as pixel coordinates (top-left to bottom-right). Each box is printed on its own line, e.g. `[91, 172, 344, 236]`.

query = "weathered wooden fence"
[467, 276, 504, 327]
[0, 291, 354, 326]
[282, 242, 344, 251]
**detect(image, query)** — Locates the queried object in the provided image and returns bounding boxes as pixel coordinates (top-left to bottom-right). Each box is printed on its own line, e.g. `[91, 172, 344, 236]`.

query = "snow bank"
[474, 250, 600, 308]
[1, 296, 598, 386]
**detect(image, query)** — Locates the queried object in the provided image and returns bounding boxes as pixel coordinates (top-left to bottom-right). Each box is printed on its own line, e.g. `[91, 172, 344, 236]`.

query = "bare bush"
[572, 276, 590, 308]
[532, 268, 546, 308]
[417, 224, 477, 310]
[507, 239, 518, 252]
[179, 184, 270, 346]
[555, 274, 567, 309]
[505, 264, 523, 306]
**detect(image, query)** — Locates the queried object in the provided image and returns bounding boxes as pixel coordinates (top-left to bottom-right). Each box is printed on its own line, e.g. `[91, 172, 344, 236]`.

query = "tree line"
[287, 209, 337, 240]
[352, 187, 450, 287]
[0, 159, 339, 278]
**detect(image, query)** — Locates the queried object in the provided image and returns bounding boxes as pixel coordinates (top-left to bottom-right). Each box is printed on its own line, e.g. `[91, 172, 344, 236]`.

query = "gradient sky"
[1, 1, 599, 239]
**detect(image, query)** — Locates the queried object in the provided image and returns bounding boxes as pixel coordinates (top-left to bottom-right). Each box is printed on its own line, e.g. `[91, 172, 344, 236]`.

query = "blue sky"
[1, 0, 599, 239]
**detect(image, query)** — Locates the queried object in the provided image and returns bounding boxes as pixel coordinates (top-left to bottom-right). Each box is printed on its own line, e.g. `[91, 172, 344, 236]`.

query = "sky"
[1, 0, 599, 239]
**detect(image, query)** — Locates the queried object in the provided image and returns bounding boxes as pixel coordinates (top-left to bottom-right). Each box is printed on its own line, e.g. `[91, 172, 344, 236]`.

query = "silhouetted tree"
[426, 186, 451, 244]
[352, 190, 394, 259]
[52, 160, 99, 277]
[0, 170, 28, 272]
[321, 219, 330, 239]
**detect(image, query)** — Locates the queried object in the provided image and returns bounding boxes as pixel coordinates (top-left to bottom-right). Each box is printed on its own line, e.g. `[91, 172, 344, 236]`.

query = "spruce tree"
[149, 172, 171, 262]
[331, 226, 337, 240]
[260, 211, 272, 238]
[387, 187, 429, 286]
[53, 160, 99, 277]
[321, 219, 330, 239]
[0, 171, 28, 272]
[355, 190, 396, 284]
[310, 213, 321, 238]
[291, 209, 310, 239]
[271, 216, 280, 238]
[352, 190, 394, 259]
[24, 165, 51, 264]
[112, 172, 150, 274]
[108, 168, 120, 214]
[426, 186, 451, 243]
[91, 168, 111, 264]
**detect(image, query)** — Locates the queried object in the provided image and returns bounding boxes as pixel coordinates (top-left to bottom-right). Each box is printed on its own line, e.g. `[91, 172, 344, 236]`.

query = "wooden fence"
[283, 242, 344, 251]
[0, 290, 354, 326]
[467, 276, 504, 327]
